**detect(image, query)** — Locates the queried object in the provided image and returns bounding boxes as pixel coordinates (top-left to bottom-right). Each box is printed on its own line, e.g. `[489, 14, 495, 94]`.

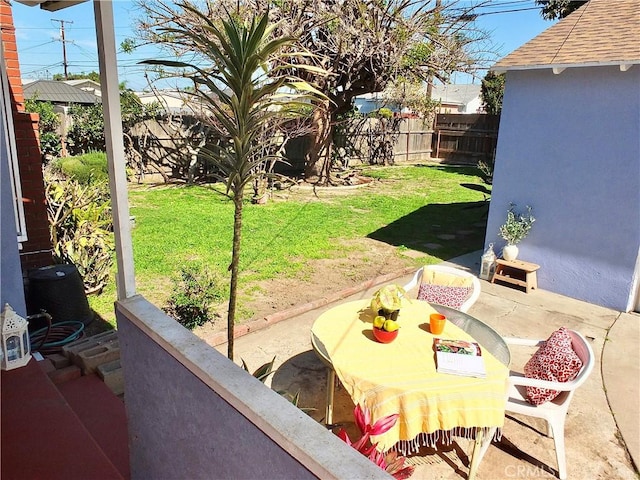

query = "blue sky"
[11, 1, 557, 91]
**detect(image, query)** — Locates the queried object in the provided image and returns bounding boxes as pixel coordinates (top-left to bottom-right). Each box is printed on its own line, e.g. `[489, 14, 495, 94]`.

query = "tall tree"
[535, 0, 588, 20]
[142, 7, 324, 360]
[133, 0, 490, 184]
[480, 71, 505, 115]
[53, 71, 101, 82]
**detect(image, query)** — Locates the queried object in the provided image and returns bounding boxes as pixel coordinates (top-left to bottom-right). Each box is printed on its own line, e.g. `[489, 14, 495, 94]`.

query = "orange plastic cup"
[429, 313, 446, 335]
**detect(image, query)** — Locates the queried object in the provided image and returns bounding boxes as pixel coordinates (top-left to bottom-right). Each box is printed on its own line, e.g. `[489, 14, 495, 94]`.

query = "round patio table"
[311, 299, 511, 479]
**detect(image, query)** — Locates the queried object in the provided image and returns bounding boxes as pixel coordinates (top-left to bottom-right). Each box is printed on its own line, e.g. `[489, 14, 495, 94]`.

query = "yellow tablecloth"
[311, 298, 509, 452]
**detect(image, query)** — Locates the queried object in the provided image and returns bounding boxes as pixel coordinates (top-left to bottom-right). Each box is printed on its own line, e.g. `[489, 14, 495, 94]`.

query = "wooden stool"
[491, 259, 540, 293]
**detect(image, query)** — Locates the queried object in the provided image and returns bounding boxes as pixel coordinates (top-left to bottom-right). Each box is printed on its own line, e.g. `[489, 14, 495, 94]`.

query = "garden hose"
[28, 312, 85, 355]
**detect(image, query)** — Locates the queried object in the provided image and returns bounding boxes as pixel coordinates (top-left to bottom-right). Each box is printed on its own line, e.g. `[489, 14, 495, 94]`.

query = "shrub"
[54, 152, 109, 184]
[44, 165, 114, 294]
[65, 90, 162, 156]
[39, 132, 62, 159]
[66, 103, 106, 155]
[374, 107, 394, 119]
[164, 265, 224, 330]
[24, 97, 62, 160]
[478, 156, 494, 185]
[25, 97, 59, 132]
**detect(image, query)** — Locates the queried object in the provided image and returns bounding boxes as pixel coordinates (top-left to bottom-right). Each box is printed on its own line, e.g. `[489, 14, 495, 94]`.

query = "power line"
[14, 25, 129, 31]
[19, 40, 59, 52]
[475, 6, 540, 16]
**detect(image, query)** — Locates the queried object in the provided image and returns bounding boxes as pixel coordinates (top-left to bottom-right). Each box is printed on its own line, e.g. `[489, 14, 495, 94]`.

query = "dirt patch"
[193, 237, 418, 341]
[247, 238, 413, 312]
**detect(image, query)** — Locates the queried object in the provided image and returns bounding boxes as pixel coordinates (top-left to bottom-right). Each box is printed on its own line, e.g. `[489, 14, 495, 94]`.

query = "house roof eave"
[491, 1, 640, 75]
[491, 60, 640, 74]
[13, 0, 89, 12]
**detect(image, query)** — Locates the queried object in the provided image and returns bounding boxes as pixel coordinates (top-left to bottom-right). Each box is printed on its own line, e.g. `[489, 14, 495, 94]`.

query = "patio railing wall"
[116, 295, 387, 480]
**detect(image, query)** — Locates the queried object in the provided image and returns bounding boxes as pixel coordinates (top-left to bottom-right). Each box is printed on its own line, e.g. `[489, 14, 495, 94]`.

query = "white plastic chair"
[477, 329, 595, 480]
[403, 264, 481, 313]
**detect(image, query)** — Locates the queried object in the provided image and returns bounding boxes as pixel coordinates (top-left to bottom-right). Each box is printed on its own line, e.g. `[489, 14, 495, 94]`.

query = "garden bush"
[53, 152, 109, 184]
[374, 107, 394, 119]
[24, 97, 62, 160]
[44, 164, 114, 294]
[164, 265, 225, 330]
[66, 104, 106, 155]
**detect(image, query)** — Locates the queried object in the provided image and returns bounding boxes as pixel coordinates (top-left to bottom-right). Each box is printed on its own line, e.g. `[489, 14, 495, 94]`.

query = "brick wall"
[1, 1, 24, 111]
[16, 111, 53, 270]
[1, 1, 53, 271]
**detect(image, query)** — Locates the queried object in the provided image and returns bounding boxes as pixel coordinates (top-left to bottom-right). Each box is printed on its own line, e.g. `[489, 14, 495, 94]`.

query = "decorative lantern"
[479, 243, 497, 281]
[1, 304, 31, 371]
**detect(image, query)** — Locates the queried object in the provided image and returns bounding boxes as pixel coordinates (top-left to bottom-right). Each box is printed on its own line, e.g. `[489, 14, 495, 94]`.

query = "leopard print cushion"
[523, 327, 583, 405]
[417, 283, 472, 309]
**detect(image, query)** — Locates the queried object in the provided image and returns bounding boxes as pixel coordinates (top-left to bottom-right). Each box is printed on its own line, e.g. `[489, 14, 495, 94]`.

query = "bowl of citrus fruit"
[372, 315, 399, 343]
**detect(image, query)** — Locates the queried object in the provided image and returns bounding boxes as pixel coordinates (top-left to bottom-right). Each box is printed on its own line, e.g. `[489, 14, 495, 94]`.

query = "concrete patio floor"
[214, 252, 639, 479]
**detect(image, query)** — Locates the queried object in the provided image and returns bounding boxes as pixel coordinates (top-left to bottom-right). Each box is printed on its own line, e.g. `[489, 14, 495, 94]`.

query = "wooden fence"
[280, 117, 434, 174]
[131, 113, 499, 181]
[432, 113, 499, 164]
[393, 118, 434, 162]
[332, 117, 434, 165]
[331, 114, 498, 166]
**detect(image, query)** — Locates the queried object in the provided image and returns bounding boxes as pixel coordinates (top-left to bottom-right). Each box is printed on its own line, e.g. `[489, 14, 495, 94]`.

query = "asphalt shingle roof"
[23, 80, 101, 104]
[493, 0, 640, 72]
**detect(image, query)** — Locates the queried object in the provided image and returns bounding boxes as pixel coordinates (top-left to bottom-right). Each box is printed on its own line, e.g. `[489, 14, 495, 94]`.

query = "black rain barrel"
[27, 264, 94, 325]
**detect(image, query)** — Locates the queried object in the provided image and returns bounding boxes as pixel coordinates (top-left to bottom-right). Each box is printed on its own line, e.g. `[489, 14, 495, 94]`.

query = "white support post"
[93, 0, 136, 300]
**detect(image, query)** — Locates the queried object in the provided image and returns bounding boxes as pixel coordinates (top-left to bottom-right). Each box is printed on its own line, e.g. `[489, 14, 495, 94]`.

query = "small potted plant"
[498, 203, 535, 261]
[370, 284, 406, 320]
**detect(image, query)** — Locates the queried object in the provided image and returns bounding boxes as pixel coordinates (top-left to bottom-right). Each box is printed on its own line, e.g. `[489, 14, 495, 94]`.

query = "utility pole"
[52, 19, 73, 80]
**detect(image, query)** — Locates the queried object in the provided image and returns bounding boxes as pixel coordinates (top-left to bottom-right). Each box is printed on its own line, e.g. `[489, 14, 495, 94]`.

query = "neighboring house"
[137, 89, 191, 113]
[484, 0, 640, 312]
[64, 78, 102, 97]
[355, 83, 483, 115]
[23, 79, 101, 105]
[354, 92, 392, 115]
[431, 84, 482, 114]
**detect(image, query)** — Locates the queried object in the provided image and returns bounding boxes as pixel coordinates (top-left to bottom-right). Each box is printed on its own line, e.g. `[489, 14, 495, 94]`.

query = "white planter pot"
[503, 244, 519, 261]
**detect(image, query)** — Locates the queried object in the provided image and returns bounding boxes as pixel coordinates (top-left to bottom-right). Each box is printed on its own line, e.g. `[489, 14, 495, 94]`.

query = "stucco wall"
[485, 66, 640, 312]
[0, 113, 26, 316]
[116, 296, 387, 480]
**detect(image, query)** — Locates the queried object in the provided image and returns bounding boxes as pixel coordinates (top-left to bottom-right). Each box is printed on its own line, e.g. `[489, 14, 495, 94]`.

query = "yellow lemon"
[383, 319, 399, 332]
[373, 315, 386, 329]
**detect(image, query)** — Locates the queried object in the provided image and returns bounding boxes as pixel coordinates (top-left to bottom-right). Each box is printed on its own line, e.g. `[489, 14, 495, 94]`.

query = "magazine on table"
[434, 338, 486, 378]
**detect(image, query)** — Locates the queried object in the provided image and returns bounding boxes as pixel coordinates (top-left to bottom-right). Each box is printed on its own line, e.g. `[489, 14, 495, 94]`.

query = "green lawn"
[89, 164, 490, 327]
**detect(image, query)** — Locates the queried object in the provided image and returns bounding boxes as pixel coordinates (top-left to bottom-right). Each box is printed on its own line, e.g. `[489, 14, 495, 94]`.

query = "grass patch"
[89, 164, 490, 325]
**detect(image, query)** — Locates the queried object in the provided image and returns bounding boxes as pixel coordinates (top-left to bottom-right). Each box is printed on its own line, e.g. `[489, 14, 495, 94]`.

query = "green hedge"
[53, 151, 109, 185]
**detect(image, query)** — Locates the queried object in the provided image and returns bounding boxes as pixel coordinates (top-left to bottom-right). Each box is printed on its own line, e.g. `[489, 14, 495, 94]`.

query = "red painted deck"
[1, 359, 129, 480]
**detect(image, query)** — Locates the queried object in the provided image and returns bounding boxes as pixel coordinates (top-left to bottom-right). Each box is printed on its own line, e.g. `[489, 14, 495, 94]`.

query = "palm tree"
[143, 6, 324, 360]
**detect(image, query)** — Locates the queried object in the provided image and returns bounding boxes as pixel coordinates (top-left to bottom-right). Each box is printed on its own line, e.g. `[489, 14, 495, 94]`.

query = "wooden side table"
[491, 259, 540, 293]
